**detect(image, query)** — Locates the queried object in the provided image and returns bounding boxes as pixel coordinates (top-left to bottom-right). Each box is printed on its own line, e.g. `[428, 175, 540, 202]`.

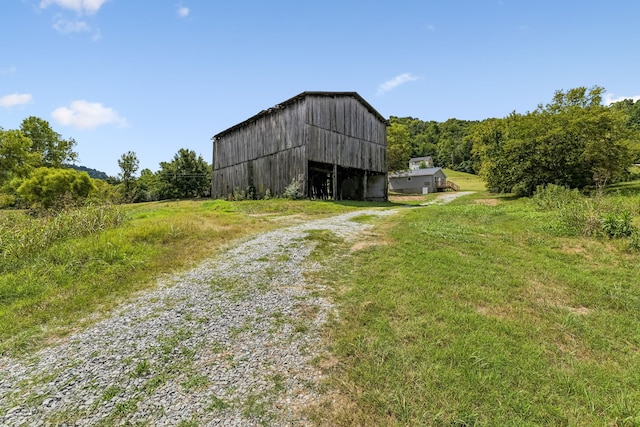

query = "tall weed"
[532, 184, 583, 211]
[0, 203, 127, 264]
[533, 184, 639, 243]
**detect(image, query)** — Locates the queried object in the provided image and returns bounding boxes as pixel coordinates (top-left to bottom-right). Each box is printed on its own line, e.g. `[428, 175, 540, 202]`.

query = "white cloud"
[52, 100, 128, 130]
[177, 6, 190, 17]
[0, 93, 32, 108]
[51, 15, 102, 39]
[377, 73, 420, 95]
[39, 0, 109, 15]
[53, 15, 90, 33]
[604, 93, 640, 105]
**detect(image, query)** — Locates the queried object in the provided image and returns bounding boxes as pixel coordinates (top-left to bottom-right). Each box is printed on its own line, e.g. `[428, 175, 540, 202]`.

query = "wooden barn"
[211, 92, 388, 201]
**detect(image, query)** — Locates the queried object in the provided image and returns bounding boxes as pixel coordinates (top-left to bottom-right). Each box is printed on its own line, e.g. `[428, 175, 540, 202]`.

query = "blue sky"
[1, 0, 639, 176]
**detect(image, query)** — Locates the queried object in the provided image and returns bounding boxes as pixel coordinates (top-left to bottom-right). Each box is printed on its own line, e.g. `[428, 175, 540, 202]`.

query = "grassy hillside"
[443, 168, 487, 192]
[314, 186, 640, 425]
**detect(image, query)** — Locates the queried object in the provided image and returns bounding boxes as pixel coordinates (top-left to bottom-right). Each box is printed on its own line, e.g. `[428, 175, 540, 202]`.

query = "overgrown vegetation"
[533, 184, 640, 248]
[0, 199, 370, 356]
[0, 203, 126, 261]
[313, 185, 640, 426]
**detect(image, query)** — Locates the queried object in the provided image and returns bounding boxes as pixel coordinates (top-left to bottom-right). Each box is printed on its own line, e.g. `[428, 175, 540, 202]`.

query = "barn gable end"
[211, 92, 388, 201]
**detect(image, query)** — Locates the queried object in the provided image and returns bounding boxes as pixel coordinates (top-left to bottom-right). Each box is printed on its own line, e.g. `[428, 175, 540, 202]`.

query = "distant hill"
[66, 164, 110, 180]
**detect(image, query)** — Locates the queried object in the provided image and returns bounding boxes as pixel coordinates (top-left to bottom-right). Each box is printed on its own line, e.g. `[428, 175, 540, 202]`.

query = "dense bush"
[14, 167, 96, 209]
[533, 184, 639, 248]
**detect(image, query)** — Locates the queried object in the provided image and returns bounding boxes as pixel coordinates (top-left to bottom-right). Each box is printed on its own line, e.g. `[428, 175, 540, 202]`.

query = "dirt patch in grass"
[351, 241, 384, 251]
[389, 195, 427, 203]
[527, 279, 569, 308]
[475, 198, 499, 206]
[526, 279, 591, 316]
[474, 303, 513, 319]
[557, 242, 591, 258]
[350, 231, 391, 252]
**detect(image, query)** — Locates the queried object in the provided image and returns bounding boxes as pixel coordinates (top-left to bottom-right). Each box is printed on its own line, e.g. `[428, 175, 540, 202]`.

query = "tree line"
[387, 86, 640, 196]
[0, 117, 211, 210]
[3, 86, 639, 210]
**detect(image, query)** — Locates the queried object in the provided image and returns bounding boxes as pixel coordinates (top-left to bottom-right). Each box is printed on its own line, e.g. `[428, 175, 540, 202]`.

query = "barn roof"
[212, 91, 388, 140]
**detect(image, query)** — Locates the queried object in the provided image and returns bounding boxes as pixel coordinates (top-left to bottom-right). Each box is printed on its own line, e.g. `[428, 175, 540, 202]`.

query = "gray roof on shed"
[389, 167, 445, 178]
[212, 91, 388, 140]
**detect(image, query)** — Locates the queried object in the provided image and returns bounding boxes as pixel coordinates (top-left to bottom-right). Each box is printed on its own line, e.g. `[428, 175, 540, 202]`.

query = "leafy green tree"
[158, 148, 211, 199]
[20, 116, 77, 167]
[15, 167, 96, 209]
[609, 98, 640, 130]
[472, 86, 633, 195]
[135, 168, 161, 202]
[386, 122, 411, 171]
[436, 119, 478, 171]
[117, 151, 139, 201]
[388, 116, 478, 172]
[0, 128, 41, 185]
[609, 98, 640, 163]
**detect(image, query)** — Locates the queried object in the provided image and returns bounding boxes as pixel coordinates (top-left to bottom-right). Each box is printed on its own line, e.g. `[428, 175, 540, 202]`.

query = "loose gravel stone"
[0, 209, 397, 426]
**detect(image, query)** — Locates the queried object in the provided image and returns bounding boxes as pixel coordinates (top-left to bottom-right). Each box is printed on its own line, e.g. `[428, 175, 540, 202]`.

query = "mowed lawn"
[315, 185, 640, 425]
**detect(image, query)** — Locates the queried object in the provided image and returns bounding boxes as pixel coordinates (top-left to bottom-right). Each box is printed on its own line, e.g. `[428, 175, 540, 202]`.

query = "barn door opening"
[337, 166, 365, 201]
[308, 161, 334, 200]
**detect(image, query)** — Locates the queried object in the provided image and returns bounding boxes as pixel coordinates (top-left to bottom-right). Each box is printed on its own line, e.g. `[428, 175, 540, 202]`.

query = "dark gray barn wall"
[212, 147, 306, 197]
[305, 95, 387, 173]
[212, 99, 307, 197]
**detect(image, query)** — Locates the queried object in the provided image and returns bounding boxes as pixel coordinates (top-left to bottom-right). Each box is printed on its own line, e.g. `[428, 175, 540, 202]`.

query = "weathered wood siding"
[213, 99, 307, 196]
[212, 146, 305, 197]
[305, 95, 387, 172]
[214, 101, 306, 169]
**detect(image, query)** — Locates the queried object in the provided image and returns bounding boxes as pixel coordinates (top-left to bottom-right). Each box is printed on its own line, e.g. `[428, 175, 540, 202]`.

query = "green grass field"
[443, 168, 488, 192]
[2, 173, 640, 425]
[313, 188, 640, 425]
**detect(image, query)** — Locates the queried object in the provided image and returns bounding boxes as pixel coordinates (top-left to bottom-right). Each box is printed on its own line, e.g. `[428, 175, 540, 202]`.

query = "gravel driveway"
[0, 209, 398, 426]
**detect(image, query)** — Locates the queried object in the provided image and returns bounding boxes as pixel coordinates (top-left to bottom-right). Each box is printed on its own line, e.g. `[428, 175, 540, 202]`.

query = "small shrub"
[232, 187, 246, 201]
[283, 179, 303, 200]
[628, 230, 640, 251]
[0, 193, 16, 209]
[601, 211, 635, 238]
[246, 185, 256, 200]
[533, 184, 583, 211]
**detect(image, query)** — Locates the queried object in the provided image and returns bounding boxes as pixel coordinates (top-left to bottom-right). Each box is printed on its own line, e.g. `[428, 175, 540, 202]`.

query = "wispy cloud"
[53, 15, 90, 33]
[0, 65, 17, 76]
[51, 15, 102, 39]
[52, 100, 128, 130]
[604, 93, 640, 105]
[425, 24, 436, 31]
[177, 6, 190, 18]
[39, 0, 109, 15]
[377, 73, 420, 95]
[0, 93, 32, 108]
